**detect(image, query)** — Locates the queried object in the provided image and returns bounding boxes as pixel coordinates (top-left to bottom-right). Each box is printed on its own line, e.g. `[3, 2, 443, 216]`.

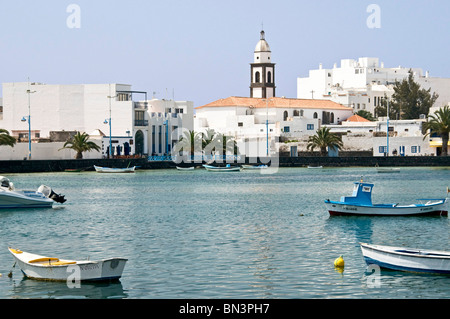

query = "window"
[255, 71, 260, 83]
[283, 126, 290, 133]
[411, 146, 420, 153]
[267, 71, 272, 83]
[379, 146, 387, 154]
[307, 124, 314, 130]
[238, 122, 243, 127]
[293, 110, 299, 117]
[283, 111, 288, 121]
[313, 112, 318, 119]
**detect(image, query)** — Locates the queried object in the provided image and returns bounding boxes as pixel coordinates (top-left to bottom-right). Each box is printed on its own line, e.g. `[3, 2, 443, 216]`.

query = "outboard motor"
[38, 185, 67, 204]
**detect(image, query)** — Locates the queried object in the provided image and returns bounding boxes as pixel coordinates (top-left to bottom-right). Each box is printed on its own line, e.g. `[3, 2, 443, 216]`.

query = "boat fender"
[334, 255, 344, 268]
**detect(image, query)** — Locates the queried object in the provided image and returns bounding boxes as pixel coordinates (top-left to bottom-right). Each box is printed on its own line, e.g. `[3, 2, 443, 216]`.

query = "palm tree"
[423, 105, 450, 156]
[0, 129, 16, 147]
[307, 127, 343, 156]
[173, 130, 202, 159]
[59, 131, 101, 159]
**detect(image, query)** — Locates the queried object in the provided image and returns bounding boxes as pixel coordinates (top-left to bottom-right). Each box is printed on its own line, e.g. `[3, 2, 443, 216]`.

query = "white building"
[195, 30, 354, 156]
[0, 82, 193, 160]
[297, 57, 450, 115]
[325, 114, 436, 156]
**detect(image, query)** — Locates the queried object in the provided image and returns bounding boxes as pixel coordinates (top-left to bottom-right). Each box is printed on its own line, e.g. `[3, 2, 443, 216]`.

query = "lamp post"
[263, 98, 271, 157]
[105, 85, 116, 158]
[21, 81, 36, 160]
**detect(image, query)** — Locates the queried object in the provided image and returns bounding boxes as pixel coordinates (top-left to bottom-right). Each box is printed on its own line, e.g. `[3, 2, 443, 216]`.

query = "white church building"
[195, 30, 354, 156]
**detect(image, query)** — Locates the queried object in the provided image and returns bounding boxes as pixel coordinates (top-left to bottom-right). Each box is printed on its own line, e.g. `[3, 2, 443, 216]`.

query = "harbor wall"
[0, 156, 449, 173]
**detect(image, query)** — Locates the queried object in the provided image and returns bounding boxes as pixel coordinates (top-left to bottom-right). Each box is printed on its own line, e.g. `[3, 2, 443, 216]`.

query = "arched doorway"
[135, 130, 144, 155]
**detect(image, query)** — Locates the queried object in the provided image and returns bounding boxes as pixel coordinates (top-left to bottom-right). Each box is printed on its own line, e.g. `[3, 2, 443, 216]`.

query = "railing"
[148, 154, 242, 162]
[134, 120, 149, 126]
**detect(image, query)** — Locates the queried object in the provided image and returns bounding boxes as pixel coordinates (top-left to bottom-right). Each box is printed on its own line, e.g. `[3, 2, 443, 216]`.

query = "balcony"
[134, 120, 149, 127]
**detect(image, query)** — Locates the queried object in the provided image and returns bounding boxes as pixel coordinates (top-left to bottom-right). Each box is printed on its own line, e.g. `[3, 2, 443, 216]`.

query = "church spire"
[250, 29, 276, 98]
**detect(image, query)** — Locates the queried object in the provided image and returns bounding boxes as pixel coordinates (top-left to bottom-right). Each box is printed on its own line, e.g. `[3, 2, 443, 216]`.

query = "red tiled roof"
[196, 96, 352, 111]
[345, 114, 372, 122]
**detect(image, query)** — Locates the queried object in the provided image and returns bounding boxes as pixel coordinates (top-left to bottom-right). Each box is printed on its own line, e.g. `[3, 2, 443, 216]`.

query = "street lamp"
[21, 82, 36, 160]
[263, 98, 271, 157]
[105, 85, 116, 158]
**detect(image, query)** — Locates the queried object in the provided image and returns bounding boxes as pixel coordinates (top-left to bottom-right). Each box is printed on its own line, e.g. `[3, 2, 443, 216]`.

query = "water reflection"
[10, 277, 127, 299]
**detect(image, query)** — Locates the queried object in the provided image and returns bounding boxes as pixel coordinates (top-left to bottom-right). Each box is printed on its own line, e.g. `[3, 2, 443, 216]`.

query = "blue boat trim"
[364, 257, 450, 274]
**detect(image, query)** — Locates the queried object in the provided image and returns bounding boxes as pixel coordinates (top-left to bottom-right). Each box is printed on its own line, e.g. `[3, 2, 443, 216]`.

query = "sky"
[1, 0, 450, 108]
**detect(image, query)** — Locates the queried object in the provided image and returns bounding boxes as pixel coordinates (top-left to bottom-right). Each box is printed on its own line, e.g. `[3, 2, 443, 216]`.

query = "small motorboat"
[8, 248, 127, 282]
[176, 166, 195, 171]
[307, 165, 323, 169]
[0, 176, 66, 209]
[241, 165, 268, 170]
[203, 164, 241, 172]
[94, 165, 136, 173]
[324, 180, 448, 216]
[360, 243, 450, 274]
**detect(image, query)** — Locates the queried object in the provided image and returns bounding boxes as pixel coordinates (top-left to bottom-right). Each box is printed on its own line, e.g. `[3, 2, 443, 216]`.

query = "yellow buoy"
[334, 255, 344, 268]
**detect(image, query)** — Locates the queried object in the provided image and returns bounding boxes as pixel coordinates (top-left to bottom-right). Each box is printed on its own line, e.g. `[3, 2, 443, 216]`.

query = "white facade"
[195, 97, 353, 156]
[297, 57, 450, 115]
[326, 118, 436, 156]
[0, 82, 193, 160]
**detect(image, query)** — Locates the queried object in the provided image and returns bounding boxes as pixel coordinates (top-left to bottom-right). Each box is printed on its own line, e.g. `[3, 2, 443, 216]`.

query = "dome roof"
[255, 30, 271, 52]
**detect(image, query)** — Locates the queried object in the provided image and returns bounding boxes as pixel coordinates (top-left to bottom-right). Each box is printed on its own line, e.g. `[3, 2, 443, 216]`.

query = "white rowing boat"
[9, 248, 127, 281]
[360, 243, 450, 274]
[94, 165, 136, 173]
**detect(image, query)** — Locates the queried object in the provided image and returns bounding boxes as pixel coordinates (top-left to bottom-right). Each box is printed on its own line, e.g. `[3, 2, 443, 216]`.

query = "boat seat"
[10, 249, 23, 254]
[28, 257, 76, 266]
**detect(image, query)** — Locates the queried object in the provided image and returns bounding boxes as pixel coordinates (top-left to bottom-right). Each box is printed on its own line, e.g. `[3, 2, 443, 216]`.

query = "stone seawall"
[0, 156, 448, 173]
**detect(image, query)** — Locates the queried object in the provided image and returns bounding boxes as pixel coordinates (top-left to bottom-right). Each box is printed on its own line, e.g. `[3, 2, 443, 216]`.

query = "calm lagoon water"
[0, 166, 449, 299]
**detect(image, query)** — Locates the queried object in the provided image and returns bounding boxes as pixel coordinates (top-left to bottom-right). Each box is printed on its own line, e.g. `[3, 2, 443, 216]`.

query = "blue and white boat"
[324, 180, 448, 216]
[0, 176, 66, 209]
[360, 243, 450, 274]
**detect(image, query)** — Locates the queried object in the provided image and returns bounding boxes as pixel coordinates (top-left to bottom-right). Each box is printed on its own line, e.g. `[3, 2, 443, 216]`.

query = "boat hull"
[203, 165, 241, 172]
[94, 165, 135, 173]
[360, 243, 450, 274]
[325, 199, 448, 216]
[0, 191, 54, 209]
[9, 248, 127, 281]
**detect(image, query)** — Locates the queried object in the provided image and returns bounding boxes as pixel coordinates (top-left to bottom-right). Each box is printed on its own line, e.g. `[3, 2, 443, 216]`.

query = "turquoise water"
[0, 166, 449, 299]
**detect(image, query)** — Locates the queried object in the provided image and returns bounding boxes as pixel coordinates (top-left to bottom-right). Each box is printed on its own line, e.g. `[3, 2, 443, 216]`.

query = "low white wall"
[0, 141, 102, 160]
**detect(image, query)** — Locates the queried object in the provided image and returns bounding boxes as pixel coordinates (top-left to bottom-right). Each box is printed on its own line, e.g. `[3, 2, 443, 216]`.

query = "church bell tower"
[250, 30, 276, 98]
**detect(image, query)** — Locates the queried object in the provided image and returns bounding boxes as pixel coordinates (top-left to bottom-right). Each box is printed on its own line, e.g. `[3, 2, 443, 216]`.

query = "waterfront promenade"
[0, 156, 449, 173]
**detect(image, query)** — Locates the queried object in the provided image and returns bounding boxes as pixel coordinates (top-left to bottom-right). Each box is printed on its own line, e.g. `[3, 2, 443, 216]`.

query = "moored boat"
[203, 164, 241, 172]
[360, 243, 450, 274]
[241, 164, 268, 170]
[324, 180, 448, 216]
[176, 166, 195, 171]
[8, 248, 127, 281]
[0, 177, 66, 209]
[94, 165, 136, 173]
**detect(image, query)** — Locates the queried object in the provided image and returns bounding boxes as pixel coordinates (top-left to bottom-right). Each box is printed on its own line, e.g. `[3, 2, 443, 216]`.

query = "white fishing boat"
[8, 248, 127, 282]
[203, 164, 241, 172]
[0, 177, 66, 209]
[94, 165, 136, 173]
[360, 243, 450, 274]
[176, 166, 195, 171]
[307, 165, 323, 169]
[324, 180, 448, 216]
[241, 165, 268, 170]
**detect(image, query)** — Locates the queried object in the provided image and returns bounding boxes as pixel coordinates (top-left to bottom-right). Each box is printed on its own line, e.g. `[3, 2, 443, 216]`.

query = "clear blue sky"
[1, 0, 449, 108]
